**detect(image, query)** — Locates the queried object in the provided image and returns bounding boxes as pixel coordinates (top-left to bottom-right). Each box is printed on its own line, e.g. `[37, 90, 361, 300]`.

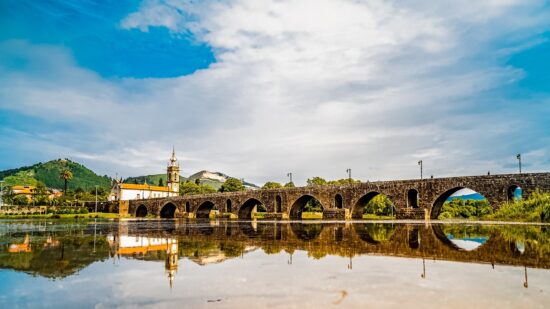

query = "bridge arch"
[239, 198, 264, 219]
[352, 192, 395, 219]
[407, 188, 419, 208]
[289, 195, 324, 220]
[160, 202, 177, 218]
[335, 194, 343, 209]
[196, 201, 216, 219]
[507, 185, 522, 202]
[431, 186, 490, 219]
[136, 204, 148, 217]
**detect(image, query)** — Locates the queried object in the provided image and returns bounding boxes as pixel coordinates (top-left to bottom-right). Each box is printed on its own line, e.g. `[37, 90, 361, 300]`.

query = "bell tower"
[167, 148, 180, 194]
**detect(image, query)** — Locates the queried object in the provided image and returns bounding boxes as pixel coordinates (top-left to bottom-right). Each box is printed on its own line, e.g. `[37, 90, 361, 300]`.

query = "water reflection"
[441, 225, 490, 251]
[2, 220, 550, 307]
[1, 220, 550, 278]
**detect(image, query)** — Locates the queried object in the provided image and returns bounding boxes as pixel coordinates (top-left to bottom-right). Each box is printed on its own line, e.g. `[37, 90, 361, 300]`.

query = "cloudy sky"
[1, 0, 550, 185]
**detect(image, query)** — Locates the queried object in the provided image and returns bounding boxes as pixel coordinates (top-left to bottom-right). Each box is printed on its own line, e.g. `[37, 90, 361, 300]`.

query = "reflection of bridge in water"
[115, 220, 550, 270]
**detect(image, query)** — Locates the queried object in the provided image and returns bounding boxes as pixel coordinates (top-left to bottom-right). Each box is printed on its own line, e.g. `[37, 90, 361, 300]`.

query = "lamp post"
[418, 160, 423, 180]
[94, 185, 98, 213]
[517, 154, 522, 174]
[346, 169, 351, 183]
[287, 172, 293, 184]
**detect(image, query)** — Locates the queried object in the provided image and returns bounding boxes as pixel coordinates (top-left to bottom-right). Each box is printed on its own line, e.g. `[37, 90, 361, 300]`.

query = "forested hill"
[0, 159, 112, 190]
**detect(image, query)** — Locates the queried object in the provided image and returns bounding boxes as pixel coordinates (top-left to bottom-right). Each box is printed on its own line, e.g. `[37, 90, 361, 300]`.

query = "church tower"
[167, 148, 180, 194]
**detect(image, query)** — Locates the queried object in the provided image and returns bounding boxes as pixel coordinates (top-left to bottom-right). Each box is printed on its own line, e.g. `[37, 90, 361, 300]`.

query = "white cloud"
[2, 0, 550, 185]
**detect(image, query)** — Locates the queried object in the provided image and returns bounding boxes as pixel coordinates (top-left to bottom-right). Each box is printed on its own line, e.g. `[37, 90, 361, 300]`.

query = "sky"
[1, 0, 550, 186]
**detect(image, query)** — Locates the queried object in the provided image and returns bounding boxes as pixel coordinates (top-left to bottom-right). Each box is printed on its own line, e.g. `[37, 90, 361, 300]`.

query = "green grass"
[362, 214, 395, 220]
[302, 212, 323, 219]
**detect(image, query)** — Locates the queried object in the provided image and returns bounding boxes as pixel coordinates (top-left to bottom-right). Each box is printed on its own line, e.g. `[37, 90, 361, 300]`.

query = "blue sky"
[1, 0, 550, 185]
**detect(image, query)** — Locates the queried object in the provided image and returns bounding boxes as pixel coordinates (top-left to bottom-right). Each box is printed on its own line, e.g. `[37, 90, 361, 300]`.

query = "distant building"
[11, 185, 62, 201]
[108, 150, 180, 201]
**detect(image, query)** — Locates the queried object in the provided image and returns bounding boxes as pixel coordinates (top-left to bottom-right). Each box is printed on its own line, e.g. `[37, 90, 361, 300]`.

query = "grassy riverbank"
[0, 212, 122, 220]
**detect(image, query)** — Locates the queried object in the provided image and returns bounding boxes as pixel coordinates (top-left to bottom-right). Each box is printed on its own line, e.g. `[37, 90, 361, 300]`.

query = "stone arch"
[239, 198, 263, 219]
[431, 186, 490, 219]
[185, 201, 190, 213]
[196, 201, 216, 219]
[407, 188, 419, 208]
[160, 202, 177, 218]
[334, 194, 343, 209]
[507, 185, 522, 202]
[275, 195, 282, 213]
[352, 192, 381, 219]
[226, 199, 232, 213]
[289, 195, 324, 220]
[136, 204, 148, 217]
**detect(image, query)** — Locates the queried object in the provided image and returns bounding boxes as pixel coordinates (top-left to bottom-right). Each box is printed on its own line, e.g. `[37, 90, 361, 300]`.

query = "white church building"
[108, 150, 180, 201]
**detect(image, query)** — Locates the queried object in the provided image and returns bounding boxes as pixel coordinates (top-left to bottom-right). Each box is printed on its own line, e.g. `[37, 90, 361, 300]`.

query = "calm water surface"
[1, 219, 549, 308]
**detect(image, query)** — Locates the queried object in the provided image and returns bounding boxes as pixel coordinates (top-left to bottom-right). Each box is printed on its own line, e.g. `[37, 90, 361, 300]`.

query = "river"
[1, 219, 549, 308]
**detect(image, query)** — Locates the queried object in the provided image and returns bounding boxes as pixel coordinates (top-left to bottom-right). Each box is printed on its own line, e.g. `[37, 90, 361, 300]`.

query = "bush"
[485, 190, 550, 222]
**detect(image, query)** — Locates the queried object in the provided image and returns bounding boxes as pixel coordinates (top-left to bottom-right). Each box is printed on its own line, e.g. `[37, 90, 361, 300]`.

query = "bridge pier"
[322, 209, 349, 220]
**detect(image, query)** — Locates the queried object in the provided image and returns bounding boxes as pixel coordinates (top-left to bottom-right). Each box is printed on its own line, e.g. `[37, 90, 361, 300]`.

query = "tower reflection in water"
[107, 234, 179, 288]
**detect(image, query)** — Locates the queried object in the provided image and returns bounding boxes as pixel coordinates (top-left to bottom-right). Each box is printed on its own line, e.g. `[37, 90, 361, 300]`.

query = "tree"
[33, 182, 50, 205]
[13, 194, 29, 206]
[158, 178, 164, 186]
[262, 181, 282, 189]
[180, 181, 216, 196]
[328, 178, 360, 185]
[364, 194, 394, 216]
[284, 181, 295, 188]
[59, 169, 73, 194]
[307, 177, 327, 187]
[219, 178, 245, 192]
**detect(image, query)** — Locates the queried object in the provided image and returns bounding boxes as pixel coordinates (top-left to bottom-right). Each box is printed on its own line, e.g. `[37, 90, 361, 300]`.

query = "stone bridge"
[122, 172, 550, 220]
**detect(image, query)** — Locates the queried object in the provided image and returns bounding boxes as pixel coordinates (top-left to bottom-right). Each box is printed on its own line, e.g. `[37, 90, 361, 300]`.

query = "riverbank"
[0, 212, 122, 220]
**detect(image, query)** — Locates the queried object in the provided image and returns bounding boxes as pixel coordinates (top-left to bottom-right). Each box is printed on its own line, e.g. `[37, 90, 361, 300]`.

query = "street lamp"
[346, 169, 351, 183]
[418, 160, 423, 180]
[94, 185, 98, 214]
[517, 154, 522, 174]
[287, 172, 293, 184]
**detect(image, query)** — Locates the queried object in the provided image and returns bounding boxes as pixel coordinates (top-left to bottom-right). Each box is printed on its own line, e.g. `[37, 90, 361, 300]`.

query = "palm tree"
[59, 169, 73, 194]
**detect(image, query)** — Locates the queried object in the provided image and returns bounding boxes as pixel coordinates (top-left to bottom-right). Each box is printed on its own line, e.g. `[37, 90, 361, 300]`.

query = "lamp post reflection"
[421, 257, 426, 279]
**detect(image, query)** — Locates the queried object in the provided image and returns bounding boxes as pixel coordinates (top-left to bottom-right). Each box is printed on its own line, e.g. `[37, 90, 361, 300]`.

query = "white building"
[108, 150, 180, 201]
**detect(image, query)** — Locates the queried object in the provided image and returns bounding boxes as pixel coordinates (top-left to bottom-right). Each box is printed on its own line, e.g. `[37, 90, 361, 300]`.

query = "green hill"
[123, 174, 187, 186]
[0, 159, 112, 191]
